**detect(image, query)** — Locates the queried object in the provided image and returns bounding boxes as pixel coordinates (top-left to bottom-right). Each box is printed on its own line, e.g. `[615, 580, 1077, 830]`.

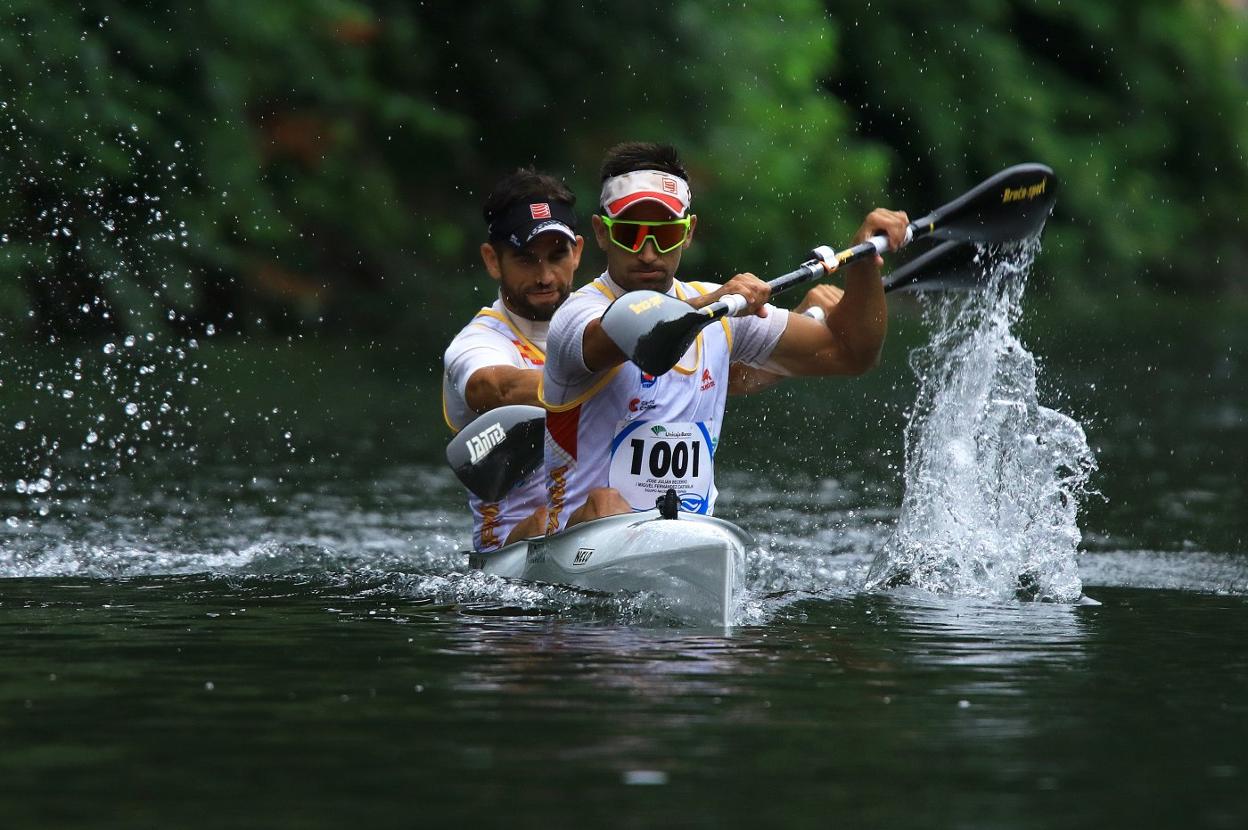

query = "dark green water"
[3, 582, 1245, 829]
[2, 300, 1246, 828]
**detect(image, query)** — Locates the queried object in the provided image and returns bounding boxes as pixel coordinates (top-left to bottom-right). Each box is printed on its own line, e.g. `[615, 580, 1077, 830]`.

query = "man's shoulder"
[444, 309, 519, 361]
[549, 281, 612, 329]
[681, 279, 722, 296]
[572, 278, 616, 304]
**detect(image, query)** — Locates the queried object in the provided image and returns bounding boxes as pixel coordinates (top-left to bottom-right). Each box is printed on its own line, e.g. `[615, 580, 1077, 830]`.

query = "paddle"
[602, 163, 1057, 375]
[446, 404, 545, 502]
[882, 240, 987, 295]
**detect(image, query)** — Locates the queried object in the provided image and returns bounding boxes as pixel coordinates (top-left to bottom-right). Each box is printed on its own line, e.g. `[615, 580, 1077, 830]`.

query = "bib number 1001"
[628, 439, 700, 479]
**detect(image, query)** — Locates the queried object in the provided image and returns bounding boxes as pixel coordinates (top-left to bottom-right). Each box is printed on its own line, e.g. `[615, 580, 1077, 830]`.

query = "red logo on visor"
[661, 178, 677, 194]
[530, 203, 552, 219]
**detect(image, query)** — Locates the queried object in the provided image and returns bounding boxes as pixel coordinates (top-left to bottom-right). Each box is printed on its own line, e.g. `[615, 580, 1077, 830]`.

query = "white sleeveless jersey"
[540, 274, 788, 533]
[442, 299, 548, 551]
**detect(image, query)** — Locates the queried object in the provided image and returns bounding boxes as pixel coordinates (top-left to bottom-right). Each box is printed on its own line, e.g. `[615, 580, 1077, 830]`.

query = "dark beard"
[501, 283, 569, 321]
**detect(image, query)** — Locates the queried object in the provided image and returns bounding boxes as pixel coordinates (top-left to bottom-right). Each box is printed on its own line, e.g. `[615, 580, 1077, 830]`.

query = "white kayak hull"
[468, 510, 752, 626]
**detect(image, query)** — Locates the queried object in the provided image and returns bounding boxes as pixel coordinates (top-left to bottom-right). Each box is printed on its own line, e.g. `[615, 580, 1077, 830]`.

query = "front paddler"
[442, 168, 584, 550]
[539, 141, 910, 531]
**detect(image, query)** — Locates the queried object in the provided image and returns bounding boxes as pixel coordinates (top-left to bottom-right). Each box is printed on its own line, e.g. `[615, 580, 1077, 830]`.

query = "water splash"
[866, 241, 1097, 602]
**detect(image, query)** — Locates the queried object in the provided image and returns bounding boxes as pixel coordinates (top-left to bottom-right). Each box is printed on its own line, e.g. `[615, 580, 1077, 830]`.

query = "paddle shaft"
[704, 216, 935, 321]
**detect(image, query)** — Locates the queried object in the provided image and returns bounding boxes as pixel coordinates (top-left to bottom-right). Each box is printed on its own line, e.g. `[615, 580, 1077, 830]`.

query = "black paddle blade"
[446, 405, 545, 502]
[883, 240, 987, 294]
[601, 290, 709, 376]
[915, 163, 1058, 245]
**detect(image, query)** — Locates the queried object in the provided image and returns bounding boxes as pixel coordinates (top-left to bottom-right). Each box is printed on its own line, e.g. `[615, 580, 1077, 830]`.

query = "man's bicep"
[727, 362, 786, 396]
[766, 313, 857, 376]
[447, 341, 512, 396]
[581, 318, 627, 372]
[729, 306, 790, 368]
[546, 298, 617, 383]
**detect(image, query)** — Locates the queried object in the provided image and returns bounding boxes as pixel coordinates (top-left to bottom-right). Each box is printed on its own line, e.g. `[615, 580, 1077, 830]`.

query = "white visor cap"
[599, 169, 692, 218]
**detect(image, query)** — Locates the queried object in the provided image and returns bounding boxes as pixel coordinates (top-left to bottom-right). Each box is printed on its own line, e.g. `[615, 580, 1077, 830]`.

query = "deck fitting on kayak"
[657, 488, 679, 520]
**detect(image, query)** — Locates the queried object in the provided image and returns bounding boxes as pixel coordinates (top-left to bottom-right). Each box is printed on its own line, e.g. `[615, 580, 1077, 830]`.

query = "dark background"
[2, 0, 1245, 357]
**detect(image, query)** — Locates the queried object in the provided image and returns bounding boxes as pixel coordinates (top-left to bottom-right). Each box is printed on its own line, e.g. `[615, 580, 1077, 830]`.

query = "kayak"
[467, 509, 752, 626]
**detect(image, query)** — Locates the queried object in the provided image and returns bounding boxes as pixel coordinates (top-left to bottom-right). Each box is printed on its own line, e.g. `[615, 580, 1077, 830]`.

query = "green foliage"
[826, 0, 1248, 294]
[0, 0, 1244, 353]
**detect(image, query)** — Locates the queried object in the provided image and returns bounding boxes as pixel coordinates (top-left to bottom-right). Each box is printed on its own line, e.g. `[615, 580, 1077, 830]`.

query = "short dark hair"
[599, 142, 688, 184]
[482, 167, 575, 226]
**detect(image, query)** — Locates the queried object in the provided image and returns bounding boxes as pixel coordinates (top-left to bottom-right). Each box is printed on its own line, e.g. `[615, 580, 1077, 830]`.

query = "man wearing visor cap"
[442, 167, 583, 551]
[540, 141, 909, 531]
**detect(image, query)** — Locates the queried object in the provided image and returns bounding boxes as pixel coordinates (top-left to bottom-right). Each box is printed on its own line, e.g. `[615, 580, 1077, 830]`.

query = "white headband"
[599, 169, 692, 218]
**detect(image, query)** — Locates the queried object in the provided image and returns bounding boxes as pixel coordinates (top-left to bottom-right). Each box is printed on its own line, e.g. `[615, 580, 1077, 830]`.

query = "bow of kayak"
[468, 510, 752, 626]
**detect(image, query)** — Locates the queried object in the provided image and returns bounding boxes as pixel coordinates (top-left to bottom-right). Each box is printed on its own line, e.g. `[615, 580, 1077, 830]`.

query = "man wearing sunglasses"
[442, 167, 584, 551]
[540, 142, 909, 532]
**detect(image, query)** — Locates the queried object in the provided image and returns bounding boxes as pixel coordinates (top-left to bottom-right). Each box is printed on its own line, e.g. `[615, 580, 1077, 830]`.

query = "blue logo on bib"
[679, 493, 708, 514]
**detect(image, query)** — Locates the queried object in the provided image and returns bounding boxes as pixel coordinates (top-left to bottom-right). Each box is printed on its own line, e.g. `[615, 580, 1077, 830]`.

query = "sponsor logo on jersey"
[546, 464, 569, 534]
[700, 368, 715, 391]
[640, 371, 657, 389]
[573, 547, 593, 566]
[513, 338, 544, 366]
[479, 503, 501, 550]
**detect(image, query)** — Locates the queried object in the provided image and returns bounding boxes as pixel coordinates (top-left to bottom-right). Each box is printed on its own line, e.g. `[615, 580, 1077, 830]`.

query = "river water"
[1, 292, 1245, 827]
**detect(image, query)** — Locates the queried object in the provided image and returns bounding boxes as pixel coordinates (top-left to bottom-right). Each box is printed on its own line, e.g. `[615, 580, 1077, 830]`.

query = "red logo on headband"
[661, 178, 677, 194]
[530, 203, 552, 219]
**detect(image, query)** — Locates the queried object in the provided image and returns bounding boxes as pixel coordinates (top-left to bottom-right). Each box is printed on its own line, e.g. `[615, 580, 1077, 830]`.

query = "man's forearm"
[825, 264, 888, 373]
[464, 366, 542, 412]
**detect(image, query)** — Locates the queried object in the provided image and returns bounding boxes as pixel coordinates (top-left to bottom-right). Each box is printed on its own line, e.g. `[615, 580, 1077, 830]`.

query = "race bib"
[608, 421, 715, 514]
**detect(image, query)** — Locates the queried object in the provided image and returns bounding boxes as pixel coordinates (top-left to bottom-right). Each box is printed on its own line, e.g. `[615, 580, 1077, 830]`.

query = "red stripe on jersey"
[546, 405, 580, 460]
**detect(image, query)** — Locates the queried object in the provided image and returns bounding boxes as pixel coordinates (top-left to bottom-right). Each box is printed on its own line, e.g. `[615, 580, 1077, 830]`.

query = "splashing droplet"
[866, 241, 1096, 603]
